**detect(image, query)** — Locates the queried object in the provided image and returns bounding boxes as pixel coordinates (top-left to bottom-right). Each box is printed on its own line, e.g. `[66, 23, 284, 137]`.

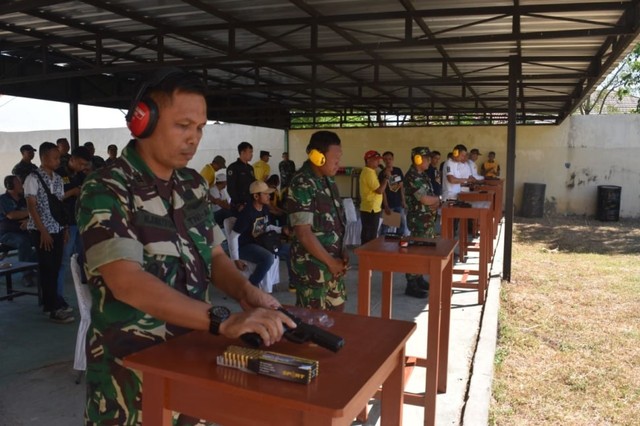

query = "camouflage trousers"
[291, 257, 346, 310]
[84, 357, 213, 426]
[406, 214, 436, 283]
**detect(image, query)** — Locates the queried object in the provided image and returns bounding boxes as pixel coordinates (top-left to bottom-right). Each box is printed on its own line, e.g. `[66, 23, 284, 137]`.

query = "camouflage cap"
[411, 146, 430, 159]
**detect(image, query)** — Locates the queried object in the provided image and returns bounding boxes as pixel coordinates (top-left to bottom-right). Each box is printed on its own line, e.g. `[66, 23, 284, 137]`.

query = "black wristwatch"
[208, 306, 231, 335]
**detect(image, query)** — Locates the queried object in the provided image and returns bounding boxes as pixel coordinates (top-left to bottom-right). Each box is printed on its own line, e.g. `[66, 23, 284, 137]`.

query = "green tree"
[579, 43, 640, 114]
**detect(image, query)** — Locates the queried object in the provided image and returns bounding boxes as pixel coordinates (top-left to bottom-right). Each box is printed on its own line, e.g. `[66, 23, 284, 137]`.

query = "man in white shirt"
[210, 171, 232, 227]
[466, 148, 485, 182]
[442, 144, 477, 200]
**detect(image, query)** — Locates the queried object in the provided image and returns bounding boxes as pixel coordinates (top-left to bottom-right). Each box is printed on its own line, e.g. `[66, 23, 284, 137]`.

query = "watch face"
[210, 306, 231, 321]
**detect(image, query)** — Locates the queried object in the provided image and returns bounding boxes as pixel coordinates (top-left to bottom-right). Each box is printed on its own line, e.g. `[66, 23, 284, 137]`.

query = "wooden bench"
[0, 261, 40, 302]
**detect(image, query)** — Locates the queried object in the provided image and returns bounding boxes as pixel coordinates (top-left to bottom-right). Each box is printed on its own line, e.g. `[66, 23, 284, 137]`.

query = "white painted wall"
[289, 115, 640, 218]
[2, 115, 637, 218]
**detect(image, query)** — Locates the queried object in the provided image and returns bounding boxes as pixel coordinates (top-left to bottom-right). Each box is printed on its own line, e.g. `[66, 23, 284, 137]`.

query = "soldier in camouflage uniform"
[403, 146, 441, 298]
[287, 131, 348, 311]
[77, 71, 294, 426]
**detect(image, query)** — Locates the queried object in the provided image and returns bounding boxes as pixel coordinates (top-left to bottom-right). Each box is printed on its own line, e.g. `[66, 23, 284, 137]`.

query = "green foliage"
[579, 43, 640, 114]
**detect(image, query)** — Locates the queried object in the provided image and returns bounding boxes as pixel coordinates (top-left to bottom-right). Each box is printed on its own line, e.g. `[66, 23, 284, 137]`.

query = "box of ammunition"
[216, 345, 319, 384]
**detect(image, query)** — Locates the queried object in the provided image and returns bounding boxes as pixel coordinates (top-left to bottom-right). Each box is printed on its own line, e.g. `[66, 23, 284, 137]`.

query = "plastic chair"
[223, 217, 280, 293]
[342, 198, 361, 246]
[70, 253, 91, 384]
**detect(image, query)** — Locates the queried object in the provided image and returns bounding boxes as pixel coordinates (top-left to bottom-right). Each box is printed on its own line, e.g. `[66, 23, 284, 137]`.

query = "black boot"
[405, 278, 428, 299]
[416, 276, 430, 291]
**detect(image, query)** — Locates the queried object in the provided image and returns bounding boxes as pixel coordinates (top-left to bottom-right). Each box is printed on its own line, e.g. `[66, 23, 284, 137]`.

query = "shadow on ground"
[514, 216, 640, 255]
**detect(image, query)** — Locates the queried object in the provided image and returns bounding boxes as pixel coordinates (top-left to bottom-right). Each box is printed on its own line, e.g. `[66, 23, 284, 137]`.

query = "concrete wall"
[288, 115, 640, 218]
[0, 122, 286, 182]
[2, 115, 637, 218]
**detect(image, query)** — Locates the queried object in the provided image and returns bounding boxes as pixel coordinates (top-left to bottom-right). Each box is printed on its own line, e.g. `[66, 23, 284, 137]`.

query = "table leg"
[380, 346, 405, 426]
[142, 374, 172, 426]
[437, 257, 453, 393]
[358, 266, 372, 316]
[381, 271, 393, 319]
[6, 273, 14, 301]
[424, 259, 442, 426]
[478, 213, 488, 305]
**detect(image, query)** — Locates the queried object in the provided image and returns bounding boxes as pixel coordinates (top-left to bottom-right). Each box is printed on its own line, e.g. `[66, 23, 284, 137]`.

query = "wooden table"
[476, 178, 503, 232]
[124, 310, 416, 426]
[0, 261, 39, 302]
[355, 236, 458, 426]
[441, 201, 492, 305]
[458, 190, 495, 236]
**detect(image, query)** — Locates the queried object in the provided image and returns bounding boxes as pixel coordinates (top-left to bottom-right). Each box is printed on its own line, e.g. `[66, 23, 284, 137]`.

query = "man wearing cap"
[211, 171, 232, 227]
[253, 150, 271, 182]
[467, 148, 485, 182]
[278, 151, 296, 190]
[403, 146, 441, 298]
[12, 144, 38, 183]
[200, 155, 226, 187]
[228, 180, 290, 286]
[227, 141, 256, 210]
[359, 150, 390, 245]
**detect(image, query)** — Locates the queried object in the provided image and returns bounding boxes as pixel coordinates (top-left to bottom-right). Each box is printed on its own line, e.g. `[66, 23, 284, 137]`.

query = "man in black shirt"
[12, 144, 38, 183]
[228, 181, 291, 286]
[226, 141, 255, 210]
[56, 138, 71, 172]
[379, 151, 408, 236]
[56, 146, 92, 310]
[426, 150, 442, 196]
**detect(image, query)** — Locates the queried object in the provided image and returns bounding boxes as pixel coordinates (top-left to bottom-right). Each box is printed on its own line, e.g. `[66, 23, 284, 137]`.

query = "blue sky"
[0, 95, 127, 131]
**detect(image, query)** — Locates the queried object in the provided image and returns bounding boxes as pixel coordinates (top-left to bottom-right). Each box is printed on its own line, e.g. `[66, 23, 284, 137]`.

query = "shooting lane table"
[458, 190, 496, 237]
[441, 201, 493, 305]
[355, 236, 458, 426]
[476, 178, 504, 234]
[0, 261, 39, 302]
[124, 310, 416, 426]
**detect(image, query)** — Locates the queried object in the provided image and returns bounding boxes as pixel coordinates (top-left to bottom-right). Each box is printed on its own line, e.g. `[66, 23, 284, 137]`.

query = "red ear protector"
[126, 68, 184, 139]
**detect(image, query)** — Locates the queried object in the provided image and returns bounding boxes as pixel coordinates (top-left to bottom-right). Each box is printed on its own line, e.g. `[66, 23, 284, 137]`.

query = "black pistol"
[241, 308, 345, 352]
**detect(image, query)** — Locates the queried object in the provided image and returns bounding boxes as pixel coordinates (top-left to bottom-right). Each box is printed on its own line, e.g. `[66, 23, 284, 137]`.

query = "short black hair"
[382, 151, 394, 157]
[56, 138, 69, 145]
[83, 141, 94, 149]
[71, 146, 92, 162]
[4, 175, 18, 190]
[238, 141, 253, 154]
[307, 131, 341, 154]
[38, 141, 58, 158]
[107, 144, 117, 152]
[266, 174, 280, 186]
[431, 150, 441, 157]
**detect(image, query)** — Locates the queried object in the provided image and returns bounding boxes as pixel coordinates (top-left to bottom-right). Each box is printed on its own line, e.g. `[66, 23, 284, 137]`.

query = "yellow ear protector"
[452, 148, 460, 157]
[308, 148, 326, 167]
[413, 154, 423, 166]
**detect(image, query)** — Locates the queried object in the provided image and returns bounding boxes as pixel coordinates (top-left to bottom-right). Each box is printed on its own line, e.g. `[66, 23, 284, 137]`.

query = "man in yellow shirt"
[253, 150, 271, 181]
[359, 150, 390, 245]
[199, 155, 226, 187]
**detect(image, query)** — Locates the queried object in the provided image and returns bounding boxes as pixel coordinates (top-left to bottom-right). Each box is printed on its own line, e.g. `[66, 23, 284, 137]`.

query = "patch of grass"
[490, 217, 640, 426]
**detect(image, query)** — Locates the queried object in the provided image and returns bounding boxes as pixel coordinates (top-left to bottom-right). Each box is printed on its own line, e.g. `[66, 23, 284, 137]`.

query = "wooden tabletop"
[124, 309, 416, 425]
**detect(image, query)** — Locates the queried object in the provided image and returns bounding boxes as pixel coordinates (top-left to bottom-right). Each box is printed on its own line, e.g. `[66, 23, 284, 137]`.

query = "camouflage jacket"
[77, 139, 223, 425]
[286, 161, 347, 308]
[404, 165, 437, 238]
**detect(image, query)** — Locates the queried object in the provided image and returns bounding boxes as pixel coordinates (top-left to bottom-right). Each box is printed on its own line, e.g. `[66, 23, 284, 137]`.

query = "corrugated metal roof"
[1, 0, 639, 128]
